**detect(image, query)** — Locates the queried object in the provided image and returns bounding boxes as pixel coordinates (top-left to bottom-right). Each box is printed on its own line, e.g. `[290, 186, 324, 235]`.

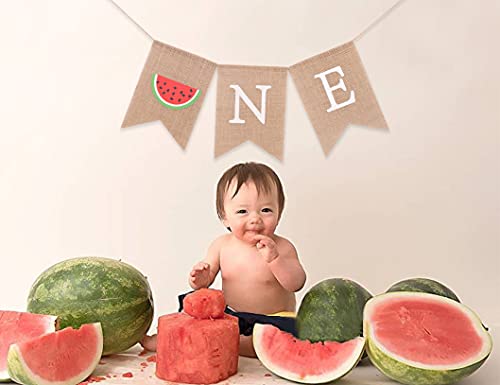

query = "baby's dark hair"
[216, 162, 285, 221]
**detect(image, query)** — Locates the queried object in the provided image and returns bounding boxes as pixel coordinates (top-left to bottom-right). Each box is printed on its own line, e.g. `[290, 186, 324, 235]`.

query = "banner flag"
[122, 41, 216, 149]
[215, 65, 287, 160]
[289, 41, 388, 156]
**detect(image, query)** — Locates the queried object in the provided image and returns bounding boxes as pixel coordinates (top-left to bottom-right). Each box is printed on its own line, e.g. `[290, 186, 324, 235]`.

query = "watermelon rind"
[253, 324, 365, 384]
[386, 277, 460, 302]
[364, 292, 493, 385]
[151, 73, 200, 110]
[0, 312, 59, 382]
[26, 257, 154, 355]
[7, 323, 103, 385]
[296, 278, 372, 343]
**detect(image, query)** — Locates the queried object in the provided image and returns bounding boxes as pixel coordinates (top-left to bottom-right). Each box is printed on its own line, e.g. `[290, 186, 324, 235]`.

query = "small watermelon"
[386, 277, 460, 302]
[296, 278, 372, 343]
[253, 323, 365, 383]
[364, 292, 493, 385]
[152, 73, 200, 110]
[7, 323, 103, 385]
[27, 257, 154, 355]
[0, 311, 59, 382]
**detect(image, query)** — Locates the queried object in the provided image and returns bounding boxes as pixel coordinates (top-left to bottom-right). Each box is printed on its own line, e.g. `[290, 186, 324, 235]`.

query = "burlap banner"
[290, 41, 388, 156]
[215, 65, 287, 160]
[122, 41, 216, 148]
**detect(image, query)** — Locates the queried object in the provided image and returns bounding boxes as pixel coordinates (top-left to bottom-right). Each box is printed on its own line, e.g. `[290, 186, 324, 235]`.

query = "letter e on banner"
[314, 66, 355, 112]
[229, 85, 271, 124]
[289, 41, 388, 156]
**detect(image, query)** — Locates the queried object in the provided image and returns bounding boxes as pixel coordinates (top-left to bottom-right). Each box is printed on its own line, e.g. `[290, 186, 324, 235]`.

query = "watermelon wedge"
[7, 323, 103, 385]
[0, 311, 58, 382]
[364, 292, 493, 385]
[253, 323, 365, 384]
[152, 73, 200, 110]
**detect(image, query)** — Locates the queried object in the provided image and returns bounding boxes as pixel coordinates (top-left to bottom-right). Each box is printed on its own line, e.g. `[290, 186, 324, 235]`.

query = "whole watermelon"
[297, 278, 372, 343]
[27, 257, 154, 355]
[386, 277, 460, 302]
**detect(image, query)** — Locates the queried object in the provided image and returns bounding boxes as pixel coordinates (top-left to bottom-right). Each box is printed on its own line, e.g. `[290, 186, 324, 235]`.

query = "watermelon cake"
[152, 73, 200, 110]
[156, 289, 239, 384]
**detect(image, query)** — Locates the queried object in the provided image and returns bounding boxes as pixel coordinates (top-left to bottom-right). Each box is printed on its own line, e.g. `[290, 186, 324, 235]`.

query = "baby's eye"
[236, 209, 247, 214]
[262, 208, 273, 213]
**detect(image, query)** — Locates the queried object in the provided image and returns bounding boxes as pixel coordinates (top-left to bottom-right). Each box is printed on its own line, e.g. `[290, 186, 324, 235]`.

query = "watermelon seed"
[172, 92, 175, 95]
[166, 89, 170, 92]
[159, 86, 163, 89]
[190, 89, 193, 92]
[174, 86, 177, 89]
[170, 97, 173, 100]
[178, 99, 181, 102]
[162, 92, 165, 95]
[156, 81, 159, 84]
[163, 82, 166, 85]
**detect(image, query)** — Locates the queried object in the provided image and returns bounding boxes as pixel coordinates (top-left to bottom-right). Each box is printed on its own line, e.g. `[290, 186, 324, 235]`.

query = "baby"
[142, 162, 306, 357]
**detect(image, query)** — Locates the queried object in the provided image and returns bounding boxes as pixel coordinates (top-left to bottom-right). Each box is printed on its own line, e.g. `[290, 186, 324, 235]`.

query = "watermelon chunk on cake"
[152, 73, 200, 110]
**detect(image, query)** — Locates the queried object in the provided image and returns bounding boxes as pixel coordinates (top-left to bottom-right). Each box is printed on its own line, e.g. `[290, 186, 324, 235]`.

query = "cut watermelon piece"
[183, 288, 226, 319]
[364, 292, 493, 385]
[152, 73, 200, 110]
[253, 323, 365, 384]
[0, 311, 58, 382]
[7, 323, 103, 385]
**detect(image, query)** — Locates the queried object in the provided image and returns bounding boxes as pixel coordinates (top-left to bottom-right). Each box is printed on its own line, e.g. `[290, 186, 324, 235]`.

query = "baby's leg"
[140, 334, 157, 352]
[239, 335, 256, 358]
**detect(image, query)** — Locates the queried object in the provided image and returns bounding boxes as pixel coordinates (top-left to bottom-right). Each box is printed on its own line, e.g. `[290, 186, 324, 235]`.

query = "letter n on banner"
[290, 41, 388, 156]
[215, 65, 287, 160]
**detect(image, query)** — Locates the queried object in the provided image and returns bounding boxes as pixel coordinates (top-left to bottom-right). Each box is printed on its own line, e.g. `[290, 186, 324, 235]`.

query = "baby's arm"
[188, 235, 224, 290]
[267, 237, 306, 292]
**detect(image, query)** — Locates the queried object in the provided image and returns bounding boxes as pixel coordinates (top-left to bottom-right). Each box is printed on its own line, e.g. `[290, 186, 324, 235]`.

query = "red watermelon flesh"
[253, 324, 365, 383]
[183, 288, 226, 319]
[370, 295, 484, 365]
[0, 311, 58, 380]
[7, 323, 103, 384]
[152, 74, 200, 109]
[156, 312, 239, 384]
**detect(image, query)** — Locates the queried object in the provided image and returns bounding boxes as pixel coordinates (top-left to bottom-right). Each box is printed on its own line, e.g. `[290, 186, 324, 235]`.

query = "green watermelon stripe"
[297, 278, 372, 343]
[387, 278, 460, 302]
[151, 73, 201, 110]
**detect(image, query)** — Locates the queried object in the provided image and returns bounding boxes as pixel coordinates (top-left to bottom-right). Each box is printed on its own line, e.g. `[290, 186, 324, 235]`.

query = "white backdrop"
[1, 0, 499, 341]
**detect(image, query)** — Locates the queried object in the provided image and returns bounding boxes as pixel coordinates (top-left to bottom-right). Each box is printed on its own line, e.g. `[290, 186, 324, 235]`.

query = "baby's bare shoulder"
[274, 235, 297, 254]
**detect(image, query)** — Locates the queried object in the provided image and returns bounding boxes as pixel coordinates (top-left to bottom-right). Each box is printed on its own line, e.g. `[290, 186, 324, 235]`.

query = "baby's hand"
[254, 235, 279, 263]
[189, 262, 211, 289]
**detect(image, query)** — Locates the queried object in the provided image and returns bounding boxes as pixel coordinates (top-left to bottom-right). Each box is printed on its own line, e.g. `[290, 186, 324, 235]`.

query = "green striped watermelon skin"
[27, 257, 154, 355]
[296, 278, 372, 343]
[365, 333, 487, 385]
[386, 278, 460, 302]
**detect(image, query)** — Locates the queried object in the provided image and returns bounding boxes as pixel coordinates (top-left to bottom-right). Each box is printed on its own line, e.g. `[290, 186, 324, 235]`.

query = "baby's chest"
[219, 249, 275, 282]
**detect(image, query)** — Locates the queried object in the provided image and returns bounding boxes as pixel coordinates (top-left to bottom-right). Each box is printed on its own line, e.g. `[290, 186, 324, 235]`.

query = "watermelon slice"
[7, 323, 103, 385]
[253, 323, 365, 384]
[364, 292, 493, 385]
[0, 311, 58, 381]
[152, 73, 200, 110]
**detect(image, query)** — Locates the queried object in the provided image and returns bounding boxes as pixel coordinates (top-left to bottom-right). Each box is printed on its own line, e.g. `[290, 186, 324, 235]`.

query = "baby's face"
[222, 179, 280, 245]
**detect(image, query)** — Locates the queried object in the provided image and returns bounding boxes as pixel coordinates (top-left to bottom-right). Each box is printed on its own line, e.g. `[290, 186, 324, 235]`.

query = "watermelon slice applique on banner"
[152, 73, 200, 110]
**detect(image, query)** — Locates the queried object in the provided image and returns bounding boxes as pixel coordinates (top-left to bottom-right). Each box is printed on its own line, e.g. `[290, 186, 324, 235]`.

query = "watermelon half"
[364, 292, 492, 385]
[0, 311, 58, 382]
[7, 323, 103, 385]
[253, 323, 365, 384]
[152, 73, 200, 110]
